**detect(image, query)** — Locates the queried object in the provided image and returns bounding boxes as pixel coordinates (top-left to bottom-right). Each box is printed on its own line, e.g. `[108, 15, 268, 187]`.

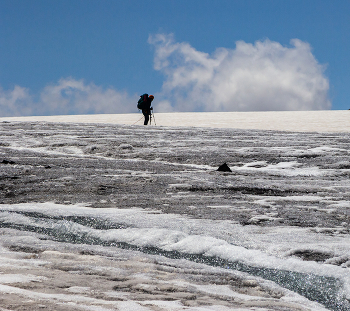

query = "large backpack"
[137, 94, 148, 110]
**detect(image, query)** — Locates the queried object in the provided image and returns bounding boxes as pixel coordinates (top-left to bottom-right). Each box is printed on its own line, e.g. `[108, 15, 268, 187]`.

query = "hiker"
[137, 94, 154, 125]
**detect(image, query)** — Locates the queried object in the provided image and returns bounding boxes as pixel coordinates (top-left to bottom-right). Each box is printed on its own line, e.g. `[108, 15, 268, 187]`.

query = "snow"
[0, 111, 350, 310]
[1, 110, 350, 132]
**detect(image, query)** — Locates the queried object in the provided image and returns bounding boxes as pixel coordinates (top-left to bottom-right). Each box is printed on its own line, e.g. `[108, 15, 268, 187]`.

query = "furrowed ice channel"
[1, 120, 350, 310]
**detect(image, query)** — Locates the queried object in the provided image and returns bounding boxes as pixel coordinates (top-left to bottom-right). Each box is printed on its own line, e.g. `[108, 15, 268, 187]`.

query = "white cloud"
[0, 78, 137, 117]
[40, 78, 136, 115]
[0, 35, 331, 117]
[0, 85, 33, 117]
[149, 34, 331, 112]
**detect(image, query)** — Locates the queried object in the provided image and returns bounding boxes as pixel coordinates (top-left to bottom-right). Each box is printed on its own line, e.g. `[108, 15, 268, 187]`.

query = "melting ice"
[0, 113, 350, 310]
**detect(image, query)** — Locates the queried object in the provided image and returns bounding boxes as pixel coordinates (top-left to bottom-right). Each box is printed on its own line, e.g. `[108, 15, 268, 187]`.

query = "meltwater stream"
[0, 210, 348, 311]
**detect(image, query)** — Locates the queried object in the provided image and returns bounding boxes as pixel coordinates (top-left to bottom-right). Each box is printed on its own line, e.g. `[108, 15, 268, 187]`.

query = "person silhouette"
[138, 94, 154, 125]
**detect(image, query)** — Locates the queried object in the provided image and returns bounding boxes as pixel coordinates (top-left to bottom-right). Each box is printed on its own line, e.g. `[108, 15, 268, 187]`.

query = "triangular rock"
[217, 163, 232, 172]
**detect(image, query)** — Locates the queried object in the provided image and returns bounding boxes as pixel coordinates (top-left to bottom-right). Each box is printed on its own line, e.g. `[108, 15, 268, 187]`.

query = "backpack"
[137, 94, 148, 110]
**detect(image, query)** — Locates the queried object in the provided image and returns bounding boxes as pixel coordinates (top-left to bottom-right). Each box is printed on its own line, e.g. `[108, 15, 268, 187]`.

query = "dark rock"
[1, 159, 16, 165]
[217, 163, 232, 172]
[288, 249, 333, 262]
[8, 245, 42, 253]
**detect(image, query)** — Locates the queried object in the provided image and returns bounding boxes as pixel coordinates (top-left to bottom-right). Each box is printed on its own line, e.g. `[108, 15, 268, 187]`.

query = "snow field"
[1, 110, 350, 133]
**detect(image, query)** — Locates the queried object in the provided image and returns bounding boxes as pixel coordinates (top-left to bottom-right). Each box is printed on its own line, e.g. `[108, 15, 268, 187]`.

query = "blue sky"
[0, 0, 349, 116]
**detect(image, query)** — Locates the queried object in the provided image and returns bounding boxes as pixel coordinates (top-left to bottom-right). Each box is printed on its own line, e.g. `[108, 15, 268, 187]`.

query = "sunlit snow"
[2, 110, 350, 132]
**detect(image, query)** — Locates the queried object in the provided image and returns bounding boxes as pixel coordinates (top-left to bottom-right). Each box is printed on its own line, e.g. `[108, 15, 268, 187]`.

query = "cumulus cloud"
[0, 85, 33, 117]
[40, 78, 135, 115]
[149, 34, 331, 112]
[0, 35, 331, 117]
[0, 78, 137, 117]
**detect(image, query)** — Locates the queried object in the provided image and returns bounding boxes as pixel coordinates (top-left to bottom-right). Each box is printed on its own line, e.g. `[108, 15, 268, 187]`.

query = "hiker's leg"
[143, 113, 149, 125]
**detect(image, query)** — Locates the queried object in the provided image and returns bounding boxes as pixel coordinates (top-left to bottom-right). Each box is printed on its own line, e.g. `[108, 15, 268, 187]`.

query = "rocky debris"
[217, 162, 232, 172]
[286, 249, 334, 262]
[1, 159, 16, 165]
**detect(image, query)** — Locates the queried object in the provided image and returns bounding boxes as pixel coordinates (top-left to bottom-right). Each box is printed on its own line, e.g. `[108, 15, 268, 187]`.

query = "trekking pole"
[152, 111, 156, 125]
[132, 115, 144, 125]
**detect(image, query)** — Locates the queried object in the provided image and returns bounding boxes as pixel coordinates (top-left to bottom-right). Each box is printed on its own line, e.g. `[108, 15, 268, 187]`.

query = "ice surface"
[0, 114, 350, 310]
